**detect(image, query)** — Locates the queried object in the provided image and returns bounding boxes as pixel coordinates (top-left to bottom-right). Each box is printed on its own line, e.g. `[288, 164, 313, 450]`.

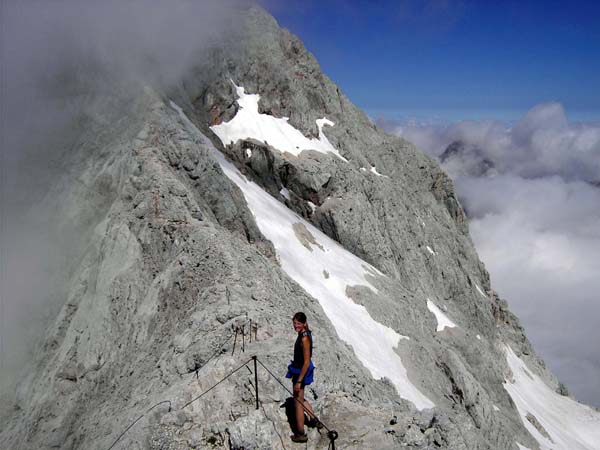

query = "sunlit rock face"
[2, 6, 598, 450]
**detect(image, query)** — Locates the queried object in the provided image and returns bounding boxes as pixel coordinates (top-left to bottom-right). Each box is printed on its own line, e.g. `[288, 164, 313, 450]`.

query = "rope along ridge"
[106, 354, 338, 449]
[106, 323, 250, 450]
[107, 358, 253, 450]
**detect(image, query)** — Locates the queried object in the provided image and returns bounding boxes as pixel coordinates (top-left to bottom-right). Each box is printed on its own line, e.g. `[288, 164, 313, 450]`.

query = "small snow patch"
[370, 166, 387, 177]
[516, 444, 532, 450]
[426, 299, 457, 332]
[307, 201, 317, 213]
[362, 264, 385, 277]
[426, 246, 436, 255]
[475, 284, 487, 298]
[280, 188, 291, 200]
[476, 334, 481, 340]
[245, 148, 252, 158]
[493, 404, 500, 411]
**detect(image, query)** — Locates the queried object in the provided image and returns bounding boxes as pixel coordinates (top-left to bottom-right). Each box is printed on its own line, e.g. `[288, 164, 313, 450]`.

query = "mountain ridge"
[2, 5, 598, 450]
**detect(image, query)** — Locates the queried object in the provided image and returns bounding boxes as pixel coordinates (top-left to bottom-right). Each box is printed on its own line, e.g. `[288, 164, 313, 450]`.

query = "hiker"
[286, 312, 320, 442]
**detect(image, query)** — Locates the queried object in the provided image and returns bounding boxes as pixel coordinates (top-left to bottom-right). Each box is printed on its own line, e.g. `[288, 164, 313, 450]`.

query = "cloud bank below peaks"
[387, 102, 600, 183]
[380, 102, 600, 408]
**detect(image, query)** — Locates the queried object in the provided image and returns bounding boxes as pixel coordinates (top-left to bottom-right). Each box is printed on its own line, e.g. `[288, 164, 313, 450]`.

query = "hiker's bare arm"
[298, 335, 311, 381]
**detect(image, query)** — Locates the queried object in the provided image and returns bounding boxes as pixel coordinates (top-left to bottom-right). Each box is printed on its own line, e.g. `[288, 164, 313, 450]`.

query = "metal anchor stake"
[252, 355, 259, 410]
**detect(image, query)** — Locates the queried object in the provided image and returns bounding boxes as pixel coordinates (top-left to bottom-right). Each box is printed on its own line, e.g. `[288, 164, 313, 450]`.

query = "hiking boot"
[290, 433, 308, 443]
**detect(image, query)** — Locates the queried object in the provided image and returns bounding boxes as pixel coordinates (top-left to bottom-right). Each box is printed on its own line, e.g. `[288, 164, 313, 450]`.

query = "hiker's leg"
[303, 398, 316, 420]
[294, 384, 305, 434]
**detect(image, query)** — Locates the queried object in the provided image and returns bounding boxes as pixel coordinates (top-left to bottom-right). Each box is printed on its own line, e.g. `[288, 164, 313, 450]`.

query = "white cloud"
[384, 103, 600, 408]
[461, 175, 600, 407]
[388, 102, 600, 182]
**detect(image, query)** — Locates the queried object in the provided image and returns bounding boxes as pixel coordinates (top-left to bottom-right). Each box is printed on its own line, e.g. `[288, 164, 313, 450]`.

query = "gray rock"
[161, 411, 190, 427]
[403, 424, 426, 446]
[226, 410, 272, 450]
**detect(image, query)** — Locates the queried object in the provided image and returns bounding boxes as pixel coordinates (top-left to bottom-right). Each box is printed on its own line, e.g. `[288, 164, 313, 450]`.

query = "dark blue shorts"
[285, 361, 315, 386]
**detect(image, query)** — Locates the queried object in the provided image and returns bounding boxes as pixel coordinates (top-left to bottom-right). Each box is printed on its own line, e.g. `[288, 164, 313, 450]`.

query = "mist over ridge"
[1, 0, 249, 394]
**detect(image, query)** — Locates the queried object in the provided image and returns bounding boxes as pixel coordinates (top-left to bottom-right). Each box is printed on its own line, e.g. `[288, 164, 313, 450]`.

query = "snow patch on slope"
[426, 299, 457, 332]
[211, 83, 347, 161]
[517, 444, 533, 450]
[360, 165, 388, 177]
[280, 187, 291, 200]
[503, 346, 600, 450]
[475, 284, 487, 298]
[370, 166, 387, 177]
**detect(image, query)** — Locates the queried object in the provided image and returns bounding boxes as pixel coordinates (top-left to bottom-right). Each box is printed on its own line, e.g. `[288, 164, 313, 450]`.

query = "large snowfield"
[504, 346, 600, 450]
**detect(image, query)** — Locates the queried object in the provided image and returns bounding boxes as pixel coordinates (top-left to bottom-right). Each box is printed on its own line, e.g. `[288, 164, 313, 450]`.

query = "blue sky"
[263, 0, 600, 122]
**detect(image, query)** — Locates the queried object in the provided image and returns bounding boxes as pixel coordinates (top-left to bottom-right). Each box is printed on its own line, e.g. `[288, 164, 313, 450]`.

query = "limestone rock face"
[2, 6, 597, 450]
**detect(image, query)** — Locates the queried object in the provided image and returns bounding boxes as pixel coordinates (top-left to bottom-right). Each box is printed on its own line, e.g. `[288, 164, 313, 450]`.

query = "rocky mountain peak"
[440, 140, 497, 178]
[2, 5, 599, 450]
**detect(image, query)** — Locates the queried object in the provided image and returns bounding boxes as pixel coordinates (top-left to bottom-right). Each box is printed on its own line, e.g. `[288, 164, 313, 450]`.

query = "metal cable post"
[327, 430, 339, 449]
[252, 355, 259, 410]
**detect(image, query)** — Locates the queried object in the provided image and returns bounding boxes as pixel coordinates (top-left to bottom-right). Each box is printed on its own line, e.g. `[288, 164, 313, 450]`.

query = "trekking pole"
[252, 355, 259, 410]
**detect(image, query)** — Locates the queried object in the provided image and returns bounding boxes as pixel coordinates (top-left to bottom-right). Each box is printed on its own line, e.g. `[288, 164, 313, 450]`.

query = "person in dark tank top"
[292, 326, 312, 369]
[286, 312, 320, 443]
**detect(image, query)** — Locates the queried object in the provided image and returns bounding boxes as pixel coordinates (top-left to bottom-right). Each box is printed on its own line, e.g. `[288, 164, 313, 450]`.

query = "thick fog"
[0, 0, 249, 394]
[382, 103, 600, 407]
